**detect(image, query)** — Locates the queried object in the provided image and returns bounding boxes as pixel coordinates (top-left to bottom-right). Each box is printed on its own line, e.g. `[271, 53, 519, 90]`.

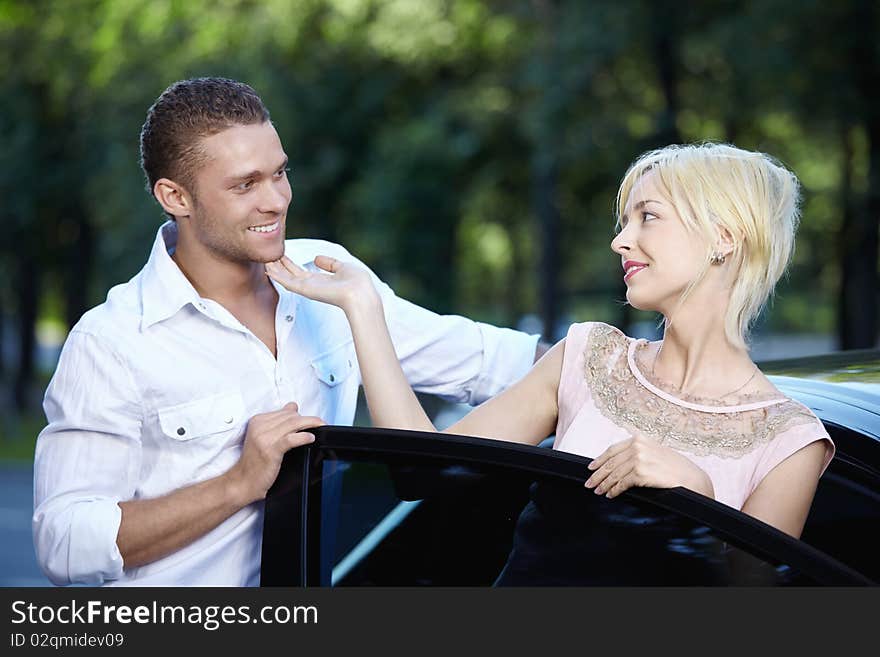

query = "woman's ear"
[715, 225, 737, 258]
[153, 178, 194, 219]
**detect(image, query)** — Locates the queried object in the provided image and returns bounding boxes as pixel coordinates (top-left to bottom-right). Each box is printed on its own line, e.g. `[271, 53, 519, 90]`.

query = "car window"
[325, 458, 794, 586]
[262, 428, 871, 586]
[801, 423, 880, 581]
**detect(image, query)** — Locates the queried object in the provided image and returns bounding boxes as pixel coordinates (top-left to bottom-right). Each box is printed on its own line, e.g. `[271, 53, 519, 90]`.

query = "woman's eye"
[642, 211, 657, 222]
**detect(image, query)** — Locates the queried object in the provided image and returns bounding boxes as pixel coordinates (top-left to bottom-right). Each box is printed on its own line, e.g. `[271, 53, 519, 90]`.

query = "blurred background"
[0, 0, 878, 582]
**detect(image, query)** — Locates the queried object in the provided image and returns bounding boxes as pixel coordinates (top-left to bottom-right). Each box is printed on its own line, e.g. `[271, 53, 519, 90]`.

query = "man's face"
[185, 121, 291, 264]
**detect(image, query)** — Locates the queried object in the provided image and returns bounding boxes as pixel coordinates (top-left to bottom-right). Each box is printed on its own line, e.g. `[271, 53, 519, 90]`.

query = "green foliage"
[0, 0, 877, 354]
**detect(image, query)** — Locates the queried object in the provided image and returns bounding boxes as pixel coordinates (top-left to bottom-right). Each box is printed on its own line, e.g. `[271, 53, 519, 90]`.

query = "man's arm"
[116, 474, 244, 569]
[266, 256, 561, 445]
[354, 258, 540, 403]
[388, 295, 540, 404]
[284, 241, 542, 404]
[34, 331, 144, 585]
[34, 332, 321, 583]
[116, 403, 321, 569]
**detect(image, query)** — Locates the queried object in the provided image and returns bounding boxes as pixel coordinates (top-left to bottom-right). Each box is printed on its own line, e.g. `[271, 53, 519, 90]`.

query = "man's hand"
[584, 434, 714, 499]
[226, 402, 325, 505]
[116, 402, 324, 570]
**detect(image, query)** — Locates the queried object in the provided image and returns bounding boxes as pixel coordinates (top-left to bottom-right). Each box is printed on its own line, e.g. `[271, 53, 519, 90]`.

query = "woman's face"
[610, 171, 707, 314]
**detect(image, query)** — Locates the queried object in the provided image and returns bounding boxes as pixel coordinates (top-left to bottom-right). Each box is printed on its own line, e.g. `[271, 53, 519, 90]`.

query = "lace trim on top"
[582, 324, 819, 458]
[629, 340, 787, 412]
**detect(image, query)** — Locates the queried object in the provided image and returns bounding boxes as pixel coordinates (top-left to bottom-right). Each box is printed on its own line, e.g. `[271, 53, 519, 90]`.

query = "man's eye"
[236, 180, 254, 191]
[274, 167, 290, 178]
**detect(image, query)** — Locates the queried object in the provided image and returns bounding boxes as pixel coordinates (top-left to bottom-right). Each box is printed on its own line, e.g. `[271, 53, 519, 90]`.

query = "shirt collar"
[139, 221, 303, 331]
[140, 222, 204, 330]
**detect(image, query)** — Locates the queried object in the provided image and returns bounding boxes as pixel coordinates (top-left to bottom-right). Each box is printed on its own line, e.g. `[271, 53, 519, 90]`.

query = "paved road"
[0, 462, 52, 586]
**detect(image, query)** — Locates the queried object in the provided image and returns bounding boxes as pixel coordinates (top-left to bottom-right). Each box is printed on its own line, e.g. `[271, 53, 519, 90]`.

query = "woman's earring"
[710, 252, 726, 265]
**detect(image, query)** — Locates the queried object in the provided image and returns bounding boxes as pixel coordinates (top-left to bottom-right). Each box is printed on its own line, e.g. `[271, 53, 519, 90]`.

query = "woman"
[266, 143, 833, 540]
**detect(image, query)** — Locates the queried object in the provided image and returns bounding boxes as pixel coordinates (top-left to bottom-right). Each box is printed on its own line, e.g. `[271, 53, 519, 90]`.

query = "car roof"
[758, 348, 880, 391]
[759, 349, 880, 439]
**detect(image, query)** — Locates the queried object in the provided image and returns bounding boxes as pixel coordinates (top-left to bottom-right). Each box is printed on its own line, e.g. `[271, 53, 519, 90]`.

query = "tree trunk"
[841, 119, 880, 348]
[0, 290, 5, 377]
[837, 124, 856, 349]
[841, 0, 880, 349]
[64, 206, 94, 330]
[14, 254, 39, 411]
[501, 199, 528, 329]
[531, 0, 562, 342]
[534, 156, 560, 341]
[650, 1, 681, 147]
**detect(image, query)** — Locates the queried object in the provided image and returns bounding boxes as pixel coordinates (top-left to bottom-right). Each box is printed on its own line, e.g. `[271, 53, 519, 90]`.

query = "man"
[33, 77, 542, 586]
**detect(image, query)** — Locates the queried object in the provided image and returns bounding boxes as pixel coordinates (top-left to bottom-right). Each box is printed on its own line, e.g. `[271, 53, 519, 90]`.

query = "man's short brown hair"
[139, 77, 270, 201]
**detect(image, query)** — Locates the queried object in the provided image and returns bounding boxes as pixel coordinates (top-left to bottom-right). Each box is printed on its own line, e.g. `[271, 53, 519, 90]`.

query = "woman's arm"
[740, 440, 826, 539]
[584, 435, 715, 499]
[440, 339, 562, 445]
[266, 256, 561, 445]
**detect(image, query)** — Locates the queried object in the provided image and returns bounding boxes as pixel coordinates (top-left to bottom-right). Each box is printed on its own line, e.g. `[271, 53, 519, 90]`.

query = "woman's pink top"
[553, 322, 835, 510]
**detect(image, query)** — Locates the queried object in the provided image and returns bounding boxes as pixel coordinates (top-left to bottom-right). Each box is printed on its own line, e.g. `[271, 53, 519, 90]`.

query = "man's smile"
[247, 220, 280, 234]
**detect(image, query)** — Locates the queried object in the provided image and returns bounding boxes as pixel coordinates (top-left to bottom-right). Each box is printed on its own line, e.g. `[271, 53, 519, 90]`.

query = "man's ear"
[153, 178, 194, 219]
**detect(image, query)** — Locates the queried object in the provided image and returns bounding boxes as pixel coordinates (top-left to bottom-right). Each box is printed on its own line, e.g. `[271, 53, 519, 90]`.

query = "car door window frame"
[261, 426, 874, 586]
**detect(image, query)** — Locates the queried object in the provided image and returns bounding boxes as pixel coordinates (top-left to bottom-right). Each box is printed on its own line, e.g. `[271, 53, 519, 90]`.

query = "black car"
[261, 350, 880, 586]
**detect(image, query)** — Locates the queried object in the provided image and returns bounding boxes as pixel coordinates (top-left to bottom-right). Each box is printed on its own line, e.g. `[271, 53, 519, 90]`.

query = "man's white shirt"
[32, 222, 538, 586]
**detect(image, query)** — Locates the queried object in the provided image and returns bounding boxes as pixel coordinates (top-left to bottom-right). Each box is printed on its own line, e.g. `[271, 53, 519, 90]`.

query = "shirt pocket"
[310, 342, 356, 387]
[157, 391, 247, 442]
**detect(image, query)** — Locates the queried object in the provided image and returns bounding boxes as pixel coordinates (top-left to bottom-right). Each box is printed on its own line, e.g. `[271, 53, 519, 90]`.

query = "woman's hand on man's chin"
[265, 255, 380, 315]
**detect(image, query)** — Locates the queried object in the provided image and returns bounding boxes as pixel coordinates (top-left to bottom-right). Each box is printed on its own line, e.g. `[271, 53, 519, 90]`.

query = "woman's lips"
[623, 261, 648, 282]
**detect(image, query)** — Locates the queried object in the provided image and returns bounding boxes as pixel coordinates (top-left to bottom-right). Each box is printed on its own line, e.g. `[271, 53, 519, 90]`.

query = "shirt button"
[224, 416, 234, 424]
[285, 315, 293, 322]
[198, 303, 207, 311]
[177, 427, 186, 436]
[329, 373, 335, 383]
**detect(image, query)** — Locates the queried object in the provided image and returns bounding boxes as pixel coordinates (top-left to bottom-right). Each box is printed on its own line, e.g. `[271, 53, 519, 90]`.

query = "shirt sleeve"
[32, 330, 143, 586]
[749, 418, 836, 495]
[385, 295, 540, 404]
[328, 245, 540, 405]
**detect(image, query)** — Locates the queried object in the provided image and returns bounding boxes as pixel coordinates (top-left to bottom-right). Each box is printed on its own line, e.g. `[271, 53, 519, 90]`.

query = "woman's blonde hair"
[615, 143, 801, 349]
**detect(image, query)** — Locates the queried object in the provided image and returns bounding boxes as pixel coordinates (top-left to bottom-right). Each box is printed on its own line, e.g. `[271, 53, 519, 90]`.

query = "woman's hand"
[584, 435, 714, 499]
[268, 256, 434, 434]
[265, 255, 380, 315]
